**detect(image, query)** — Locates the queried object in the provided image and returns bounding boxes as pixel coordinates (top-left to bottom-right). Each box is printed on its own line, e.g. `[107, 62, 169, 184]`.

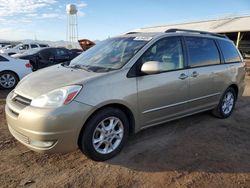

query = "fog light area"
[30, 140, 55, 148]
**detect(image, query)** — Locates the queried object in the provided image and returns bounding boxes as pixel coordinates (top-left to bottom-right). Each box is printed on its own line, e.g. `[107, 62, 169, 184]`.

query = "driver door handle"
[179, 73, 189, 80]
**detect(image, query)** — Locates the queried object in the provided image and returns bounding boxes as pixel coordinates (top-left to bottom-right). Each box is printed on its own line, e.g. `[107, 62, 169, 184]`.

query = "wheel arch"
[228, 84, 239, 100]
[77, 102, 136, 146]
[0, 70, 20, 81]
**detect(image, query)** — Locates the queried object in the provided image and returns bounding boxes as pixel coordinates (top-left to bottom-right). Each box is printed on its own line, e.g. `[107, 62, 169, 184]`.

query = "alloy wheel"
[0, 73, 16, 89]
[222, 91, 234, 115]
[92, 117, 124, 154]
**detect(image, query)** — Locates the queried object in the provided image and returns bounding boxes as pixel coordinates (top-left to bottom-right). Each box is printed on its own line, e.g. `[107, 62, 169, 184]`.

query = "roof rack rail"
[126, 32, 140, 35]
[165, 28, 228, 39]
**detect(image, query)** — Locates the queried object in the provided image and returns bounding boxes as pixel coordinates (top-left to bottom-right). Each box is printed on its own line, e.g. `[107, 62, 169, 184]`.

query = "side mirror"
[141, 61, 161, 74]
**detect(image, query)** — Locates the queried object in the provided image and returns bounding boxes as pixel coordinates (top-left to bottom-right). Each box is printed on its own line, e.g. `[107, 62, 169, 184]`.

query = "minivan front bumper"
[5, 91, 93, 153]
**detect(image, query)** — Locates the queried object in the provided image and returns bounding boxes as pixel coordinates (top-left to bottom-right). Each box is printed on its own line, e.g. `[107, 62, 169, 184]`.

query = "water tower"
[66, 4, 78, 48]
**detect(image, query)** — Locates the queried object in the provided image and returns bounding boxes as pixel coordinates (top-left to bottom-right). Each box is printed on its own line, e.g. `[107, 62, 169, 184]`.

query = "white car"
[0, 43, 49, 56]
[11, 48, 41, 59]
[0, 54, 32, 89]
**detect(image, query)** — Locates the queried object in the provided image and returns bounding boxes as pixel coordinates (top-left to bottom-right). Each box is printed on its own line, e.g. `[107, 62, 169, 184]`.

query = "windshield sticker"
[133, 36, 153, 41]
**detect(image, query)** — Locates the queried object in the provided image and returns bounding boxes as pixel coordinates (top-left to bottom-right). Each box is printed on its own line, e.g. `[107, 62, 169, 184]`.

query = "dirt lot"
[1, 77, 250, 188]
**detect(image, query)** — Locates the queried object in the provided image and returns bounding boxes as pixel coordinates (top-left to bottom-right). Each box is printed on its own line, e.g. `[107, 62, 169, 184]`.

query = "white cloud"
[0, 28, 12, 33]
[0, 0, 57, 17]
[0, 27, 33, 40]
[76, 2, 87, 17]
[78, 10, 86, 17]
[78, 2, 87, 8]
[41, 13, 59, 18]
[0, 1, 88, 40]
[26, 13, 38, 17]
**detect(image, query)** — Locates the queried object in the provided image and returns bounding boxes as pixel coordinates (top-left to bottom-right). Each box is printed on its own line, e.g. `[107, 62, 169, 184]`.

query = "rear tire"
[79, 107, 129, 161]
[212, 87, 236, 118]
[0, 71, 19, 89]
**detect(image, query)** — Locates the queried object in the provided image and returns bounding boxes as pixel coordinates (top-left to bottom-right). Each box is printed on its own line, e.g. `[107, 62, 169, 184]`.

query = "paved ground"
[0, 77, 250, 188]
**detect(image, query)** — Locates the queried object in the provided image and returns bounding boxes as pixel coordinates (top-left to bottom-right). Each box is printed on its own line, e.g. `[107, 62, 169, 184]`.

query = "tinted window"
[40, 49, 54, 60]
[140, 37, 184, 72]
[31, 44, 39, 48]
[185, 37, 220, 67]
[218, 40, 241, 63]
[56, 49, 69, 56]
[19, 44, 29, 50]
[39, 44, 48, 48]
[0, 55, 8, 61]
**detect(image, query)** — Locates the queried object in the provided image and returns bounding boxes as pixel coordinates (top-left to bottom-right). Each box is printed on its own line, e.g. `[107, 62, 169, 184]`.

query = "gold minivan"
[5, 29, 245, 161]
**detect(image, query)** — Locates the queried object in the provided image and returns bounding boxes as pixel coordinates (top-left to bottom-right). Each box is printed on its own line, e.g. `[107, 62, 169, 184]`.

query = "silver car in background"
[5, 29, 245, 161]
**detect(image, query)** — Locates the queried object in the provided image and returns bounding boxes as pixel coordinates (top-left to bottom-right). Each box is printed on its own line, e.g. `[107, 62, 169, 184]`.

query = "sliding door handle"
[191, 71, 199, 78]
[179, 73, 188, 80]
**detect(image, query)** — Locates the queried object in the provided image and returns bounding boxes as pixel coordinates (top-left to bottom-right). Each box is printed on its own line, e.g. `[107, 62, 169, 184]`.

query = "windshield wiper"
[68, 64, 92, 72]
[87, 66, 116, 72]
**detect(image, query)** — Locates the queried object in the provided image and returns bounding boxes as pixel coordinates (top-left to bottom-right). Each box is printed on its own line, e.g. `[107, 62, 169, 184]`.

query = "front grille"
[13, 94, 31, 106]
[8, 125, 30, 144]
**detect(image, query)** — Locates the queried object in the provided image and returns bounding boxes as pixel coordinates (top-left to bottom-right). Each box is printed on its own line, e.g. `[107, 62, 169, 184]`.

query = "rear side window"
[56, 49, 69, 56]
[185, 37, 220, 68]
[39, 44, 49, 48]
[218, 40, 241, 63]
[31, 44, 39, 48]
[40, 49, 54, 60]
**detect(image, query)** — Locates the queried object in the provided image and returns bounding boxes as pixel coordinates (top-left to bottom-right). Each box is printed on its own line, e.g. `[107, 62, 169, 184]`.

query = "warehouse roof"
[132, 15, 250, 34]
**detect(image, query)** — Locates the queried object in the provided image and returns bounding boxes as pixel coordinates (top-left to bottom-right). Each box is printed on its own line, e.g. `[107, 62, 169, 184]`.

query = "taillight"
[25, 63, 32, 68]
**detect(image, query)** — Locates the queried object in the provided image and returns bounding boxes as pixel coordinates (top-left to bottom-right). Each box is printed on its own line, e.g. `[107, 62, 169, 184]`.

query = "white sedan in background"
[0, 43, 49, 56]
[0, 54, 32, 89]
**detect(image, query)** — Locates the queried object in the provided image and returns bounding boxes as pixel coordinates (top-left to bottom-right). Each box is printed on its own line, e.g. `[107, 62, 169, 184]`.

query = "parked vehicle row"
[5, 29, 245, 161]
[0, 46, 83, 89]
[0, 43, 49, 56]
[13, 47, 82, 71]
[0, 42, 11, 49]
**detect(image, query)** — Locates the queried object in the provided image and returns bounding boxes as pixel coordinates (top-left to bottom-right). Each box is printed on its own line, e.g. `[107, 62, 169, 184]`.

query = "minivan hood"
[14, 65, 104, 99]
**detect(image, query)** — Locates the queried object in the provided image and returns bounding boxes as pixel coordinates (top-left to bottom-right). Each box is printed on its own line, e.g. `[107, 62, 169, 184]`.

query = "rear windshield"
[70, 37, 150, 72]
[218, 40, 241, 63]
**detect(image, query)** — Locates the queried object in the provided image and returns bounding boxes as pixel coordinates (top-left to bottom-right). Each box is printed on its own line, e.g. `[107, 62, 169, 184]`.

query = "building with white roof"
[133, 15, 250, 57]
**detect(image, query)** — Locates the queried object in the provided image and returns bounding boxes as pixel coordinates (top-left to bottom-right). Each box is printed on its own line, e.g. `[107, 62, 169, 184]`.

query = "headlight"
[31, 85, 82, 108]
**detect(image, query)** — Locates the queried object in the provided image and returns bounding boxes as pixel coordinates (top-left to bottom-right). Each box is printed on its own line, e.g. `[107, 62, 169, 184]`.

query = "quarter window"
[140, 37, 184, 72]
[218, 40, 241, 63]
[31, 44, 39, 48]
[0, 55, 8, 61]
[185, 37, 220, 67]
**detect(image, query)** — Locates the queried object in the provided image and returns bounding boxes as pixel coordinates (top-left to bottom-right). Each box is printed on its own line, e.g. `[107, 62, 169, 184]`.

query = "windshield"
[14, 44, 22, 49]
[69, 37, 150, 72]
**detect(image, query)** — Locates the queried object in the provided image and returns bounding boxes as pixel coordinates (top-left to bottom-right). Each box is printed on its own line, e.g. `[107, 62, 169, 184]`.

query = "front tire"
[212, 87, 236, 118]
[79, 107, 129, 161]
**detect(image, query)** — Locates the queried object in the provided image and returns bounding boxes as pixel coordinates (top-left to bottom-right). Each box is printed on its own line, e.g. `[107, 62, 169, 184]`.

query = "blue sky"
[0, 0, 250, 41]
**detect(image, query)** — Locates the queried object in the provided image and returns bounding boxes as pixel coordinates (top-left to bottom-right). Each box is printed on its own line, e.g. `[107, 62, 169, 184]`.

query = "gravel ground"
[0, 77, 250, 188]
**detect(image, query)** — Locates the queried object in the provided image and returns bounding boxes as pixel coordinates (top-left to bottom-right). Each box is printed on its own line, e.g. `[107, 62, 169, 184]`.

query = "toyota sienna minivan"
[5, 29, 245, 161]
